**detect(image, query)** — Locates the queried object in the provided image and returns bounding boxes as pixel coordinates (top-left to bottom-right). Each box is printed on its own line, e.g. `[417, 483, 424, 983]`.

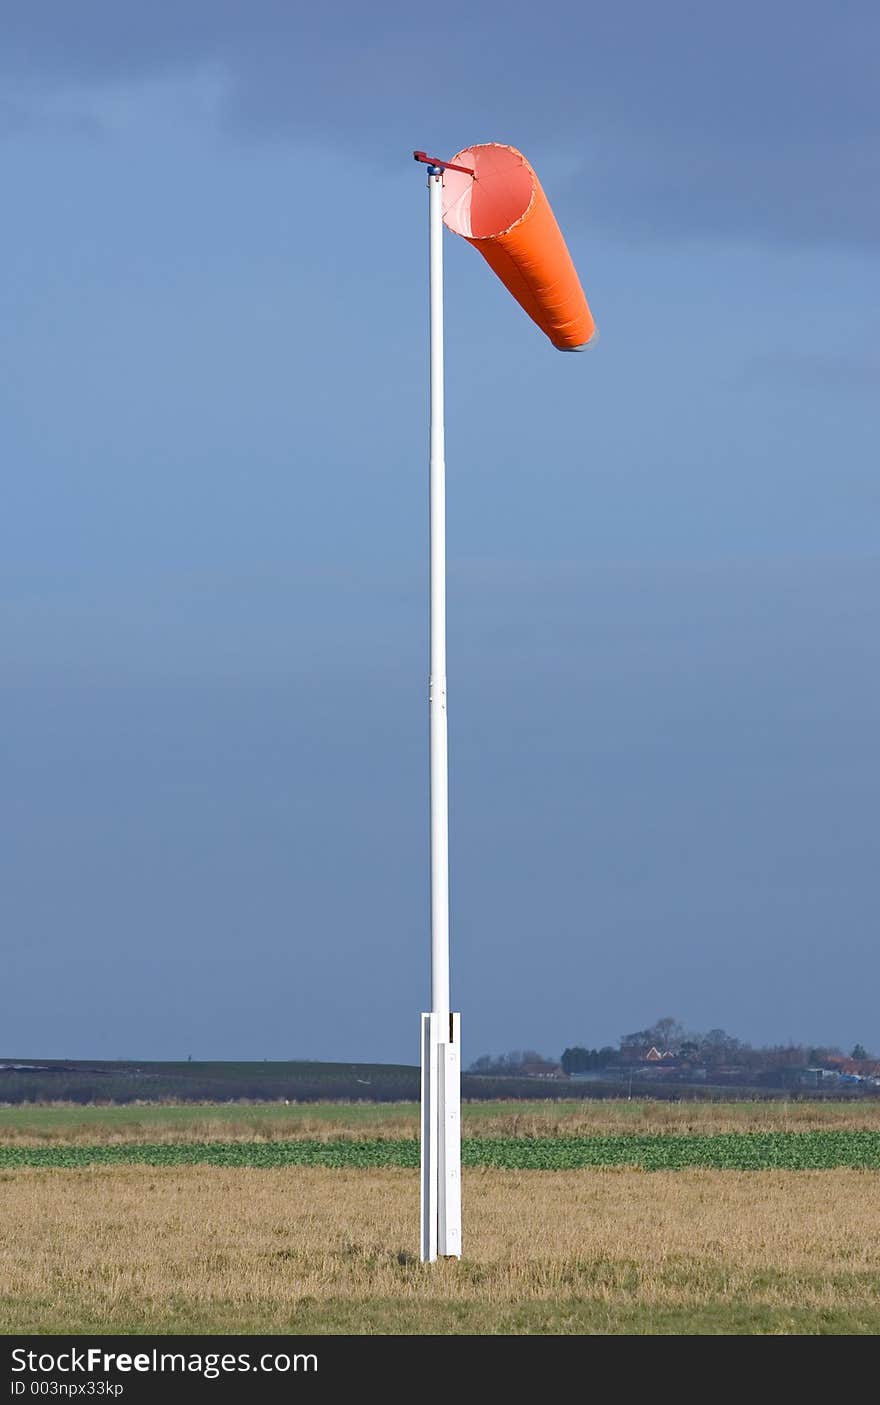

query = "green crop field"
[3, 1130, 880, 1171]
[5, 1129, 877, 1174]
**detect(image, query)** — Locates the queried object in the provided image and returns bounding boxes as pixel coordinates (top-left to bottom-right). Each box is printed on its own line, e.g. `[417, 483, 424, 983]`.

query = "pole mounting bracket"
[413, 149, 476, 177]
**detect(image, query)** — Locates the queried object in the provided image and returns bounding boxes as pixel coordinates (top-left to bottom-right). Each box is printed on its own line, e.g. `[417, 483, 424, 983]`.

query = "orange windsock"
[441, 144, 595, 352]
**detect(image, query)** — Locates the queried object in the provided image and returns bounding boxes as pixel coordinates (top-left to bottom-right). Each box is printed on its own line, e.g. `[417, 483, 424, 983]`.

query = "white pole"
[420, 165, 461, 1263]
[428, 168, 450, 1028]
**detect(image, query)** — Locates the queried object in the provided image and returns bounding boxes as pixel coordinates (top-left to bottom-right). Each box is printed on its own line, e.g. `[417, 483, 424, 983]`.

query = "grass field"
[1, 1059, 622, 1105]
[3, 1101, 878, 1334]
[0, 1059, 423, 1106]
[2, 1164, 879, 1334]
[3, 1097, 879, 1144]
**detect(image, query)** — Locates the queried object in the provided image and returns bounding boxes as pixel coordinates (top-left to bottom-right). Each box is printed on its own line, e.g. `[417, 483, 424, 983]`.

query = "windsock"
[441, 143, 595, 352]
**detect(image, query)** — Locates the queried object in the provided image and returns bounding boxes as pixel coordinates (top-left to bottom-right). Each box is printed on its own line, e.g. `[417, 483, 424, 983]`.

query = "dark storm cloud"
[1, 0, 877, 247]
[2, 1, 877, 1062]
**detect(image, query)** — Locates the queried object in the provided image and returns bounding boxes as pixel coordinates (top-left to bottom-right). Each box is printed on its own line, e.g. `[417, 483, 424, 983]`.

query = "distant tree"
[700, 1029, 742, 1066]
[561, 1047, 620, 1074]
[652, 1016, 685, 1050]
[476, 1026, 872, 1082]
[620, 1029, 652, 1052]
[468, 1050, 553, 1076]
[763, 1044, 808, 1070]
[621, 1017, 685, 1054]
[736, 1042, 762, 1071]
[561, 1047, 592, 1075]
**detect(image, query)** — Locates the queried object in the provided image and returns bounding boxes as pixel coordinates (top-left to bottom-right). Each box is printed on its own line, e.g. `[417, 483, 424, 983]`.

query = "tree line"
[469, 1016, 875, 1077]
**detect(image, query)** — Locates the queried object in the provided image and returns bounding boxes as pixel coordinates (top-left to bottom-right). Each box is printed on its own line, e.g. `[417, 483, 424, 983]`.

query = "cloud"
[1, 1, 877, 247]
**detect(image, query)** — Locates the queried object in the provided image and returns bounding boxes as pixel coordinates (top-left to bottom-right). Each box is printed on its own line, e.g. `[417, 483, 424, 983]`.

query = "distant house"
[799, 1067, 844, 1089]
[840, 1058, 880, 1078]
[520, 1060, 563, 1079]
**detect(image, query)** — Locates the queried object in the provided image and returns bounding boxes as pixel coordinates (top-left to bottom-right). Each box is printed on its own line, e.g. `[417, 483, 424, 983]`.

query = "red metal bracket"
[413, 150, 475, 177]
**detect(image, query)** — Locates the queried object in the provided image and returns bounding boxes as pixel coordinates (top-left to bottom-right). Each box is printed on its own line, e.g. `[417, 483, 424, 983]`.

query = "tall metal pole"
[428, 167, 449, 1027]
[420, 165, 461, 1263]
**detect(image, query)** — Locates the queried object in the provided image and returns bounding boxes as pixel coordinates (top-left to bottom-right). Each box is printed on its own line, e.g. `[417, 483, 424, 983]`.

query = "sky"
[2, 1, 878, 1063]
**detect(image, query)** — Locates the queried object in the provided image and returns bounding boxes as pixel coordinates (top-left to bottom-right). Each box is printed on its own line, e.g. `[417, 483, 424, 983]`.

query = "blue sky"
[2, 2, 878, 1062]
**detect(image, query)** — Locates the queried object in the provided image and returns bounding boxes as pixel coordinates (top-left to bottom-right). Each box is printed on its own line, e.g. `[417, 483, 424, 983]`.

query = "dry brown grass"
[3, 1098, 880, 1145]
[464, 1099, 880, 1139]
[2, 1165, 879, 1334]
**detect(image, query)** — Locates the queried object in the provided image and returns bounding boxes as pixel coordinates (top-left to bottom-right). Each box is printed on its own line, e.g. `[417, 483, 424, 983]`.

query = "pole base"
[420, 1011, 461, 1262]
